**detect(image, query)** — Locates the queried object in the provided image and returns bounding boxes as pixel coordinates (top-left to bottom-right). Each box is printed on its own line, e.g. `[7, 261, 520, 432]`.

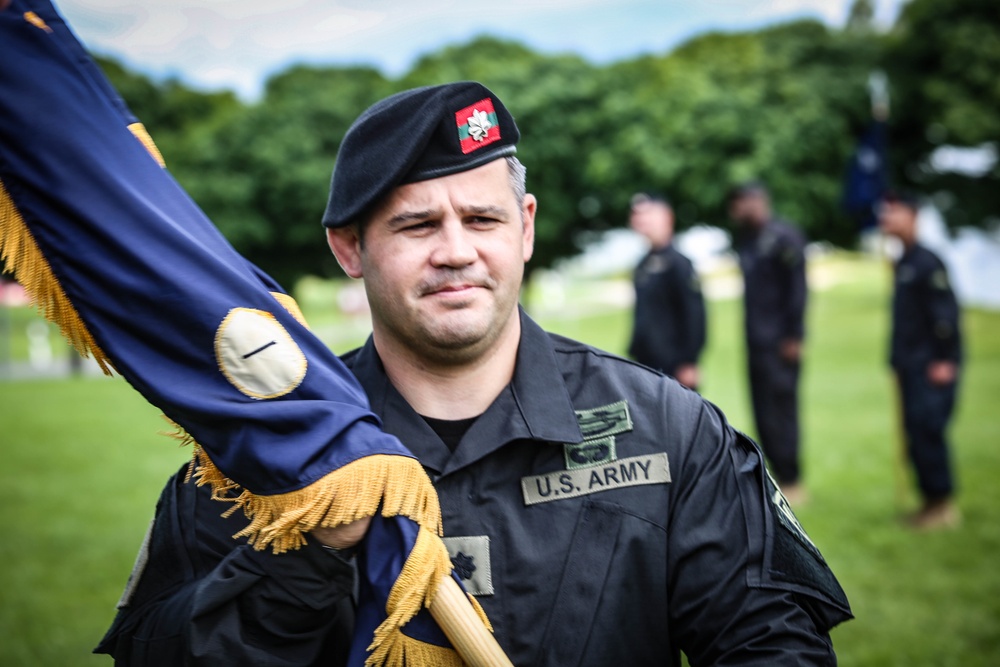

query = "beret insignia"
[456, 98, 501, 154]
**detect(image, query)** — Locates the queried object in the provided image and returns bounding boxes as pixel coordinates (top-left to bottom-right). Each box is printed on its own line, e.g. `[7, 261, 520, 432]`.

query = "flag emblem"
[456, 98, 501, 154]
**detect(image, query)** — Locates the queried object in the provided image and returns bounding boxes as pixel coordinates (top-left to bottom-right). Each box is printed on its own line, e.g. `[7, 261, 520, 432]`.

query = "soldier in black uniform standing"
[878, 191, 962, 530]
[728, 182, 808, 505]
[628, 192, 706, 390]
[97, 83, 851, 666]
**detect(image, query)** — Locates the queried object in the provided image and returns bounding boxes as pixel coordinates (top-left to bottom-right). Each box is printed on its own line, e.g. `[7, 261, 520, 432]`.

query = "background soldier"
[627, 192, 706, 390]
[878, 190, 962, 530]
[728, 181, 808, 505]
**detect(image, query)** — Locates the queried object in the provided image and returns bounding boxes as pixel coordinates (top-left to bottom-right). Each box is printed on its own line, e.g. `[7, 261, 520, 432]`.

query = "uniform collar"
[347, 308, 582, 477]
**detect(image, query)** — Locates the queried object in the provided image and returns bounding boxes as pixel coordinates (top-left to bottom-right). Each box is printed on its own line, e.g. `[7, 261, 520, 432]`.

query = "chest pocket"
[534, 499, 668, 666]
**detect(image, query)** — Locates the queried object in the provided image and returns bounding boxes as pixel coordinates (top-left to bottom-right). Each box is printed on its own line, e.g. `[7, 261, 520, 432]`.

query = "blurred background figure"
[627, 192, 706, 390]
[879, 190, 962, 531]
[728, 181, 808, 505]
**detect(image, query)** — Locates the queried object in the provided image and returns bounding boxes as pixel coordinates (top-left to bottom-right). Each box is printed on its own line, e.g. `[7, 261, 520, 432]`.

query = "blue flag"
[0, 1, 490, 664]
[842, 119, 888, 230]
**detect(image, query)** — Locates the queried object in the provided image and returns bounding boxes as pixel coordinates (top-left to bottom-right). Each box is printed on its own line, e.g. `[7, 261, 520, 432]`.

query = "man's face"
[878, 201, 916, 239]
[728, 192, 769, 228]
[629, 200, 673, 247]
[328, 159, 536, 366]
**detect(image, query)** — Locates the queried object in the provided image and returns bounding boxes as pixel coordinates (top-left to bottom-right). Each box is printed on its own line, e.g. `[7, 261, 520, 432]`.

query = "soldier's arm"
[780, 231, 808, 343]
[676, 256, 707, 367]
[922, 256, 962, 366]
[95, 466, 355, 667]
[668, 402, 851, 665]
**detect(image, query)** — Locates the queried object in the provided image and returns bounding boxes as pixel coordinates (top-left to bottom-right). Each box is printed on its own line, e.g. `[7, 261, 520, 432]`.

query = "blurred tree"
[588, 21, 881, 246]
[883, 0, 1000, 228]
[95, 56, 241, 155]
[846, 0, 876, 33]
[178, 66, 396, 287]
[98, 8, 999, 286]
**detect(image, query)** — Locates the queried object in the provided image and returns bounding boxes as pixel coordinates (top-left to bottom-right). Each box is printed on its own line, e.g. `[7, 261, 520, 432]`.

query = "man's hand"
[675, 364, 699, 390]
[311, 516, 372, 550]
[779, 338, 802, 363]
[927, 360, 957, 386]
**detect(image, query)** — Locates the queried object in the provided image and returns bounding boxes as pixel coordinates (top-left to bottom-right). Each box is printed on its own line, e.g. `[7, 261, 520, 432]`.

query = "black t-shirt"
[420, 414, 479, 452]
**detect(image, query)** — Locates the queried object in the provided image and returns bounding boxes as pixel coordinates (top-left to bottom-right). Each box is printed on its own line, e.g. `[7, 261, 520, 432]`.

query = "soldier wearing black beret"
[879, 191, 962, 530]
[100, 82, 851, 666]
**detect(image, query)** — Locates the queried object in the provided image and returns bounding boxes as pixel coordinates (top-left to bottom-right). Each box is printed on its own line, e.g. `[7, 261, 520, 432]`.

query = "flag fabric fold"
[0, 1, 480, 664]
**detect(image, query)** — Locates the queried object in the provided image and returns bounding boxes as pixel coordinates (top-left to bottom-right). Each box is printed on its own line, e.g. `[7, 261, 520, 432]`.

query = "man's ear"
[326, 227, 363, 279]
[521, 193, 537, 263]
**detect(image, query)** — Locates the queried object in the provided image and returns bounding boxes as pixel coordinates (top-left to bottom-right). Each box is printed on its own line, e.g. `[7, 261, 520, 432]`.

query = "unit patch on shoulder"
[766, 470, 822, 561]
[575, 400, 633, 440]
[215, 307, 307, 399]
[931, 268, 950, 290]
[442, 535, 493, 596]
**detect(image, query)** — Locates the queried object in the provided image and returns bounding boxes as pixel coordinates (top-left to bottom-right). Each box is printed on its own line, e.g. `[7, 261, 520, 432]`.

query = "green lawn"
[1, 252, 998, 665]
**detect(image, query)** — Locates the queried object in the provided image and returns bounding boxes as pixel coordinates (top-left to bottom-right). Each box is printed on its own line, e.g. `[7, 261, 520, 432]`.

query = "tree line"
[94, 0, 998, 288]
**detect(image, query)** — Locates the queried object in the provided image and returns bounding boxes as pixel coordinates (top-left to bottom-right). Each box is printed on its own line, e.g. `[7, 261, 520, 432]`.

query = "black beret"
[322, 81, 520, 228]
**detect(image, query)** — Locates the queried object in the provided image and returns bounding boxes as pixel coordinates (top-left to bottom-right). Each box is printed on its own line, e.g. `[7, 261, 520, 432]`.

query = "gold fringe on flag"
[4, 113, 490, 665]
[126, 123, 166, 168]
[163, 418, 468, 667]
[0, 122, 163, 374]
[367, 526, 459, 667]
[0, 177, 114, 374]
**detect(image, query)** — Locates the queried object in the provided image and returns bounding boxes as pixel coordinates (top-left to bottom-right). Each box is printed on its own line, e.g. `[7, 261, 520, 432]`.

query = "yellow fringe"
[0, 178, 114, 374]
[367, 526, 455, 666]
[165, 420, 486, 667]
[372, 631, 465, 667]
[0, 123, 164, 374]
[2, 112, 484, 664]
[270, 291, 310, 329]
[466, 591, 493, 633]
[184, 438, 443, 551]
[126, 122, 166, 167]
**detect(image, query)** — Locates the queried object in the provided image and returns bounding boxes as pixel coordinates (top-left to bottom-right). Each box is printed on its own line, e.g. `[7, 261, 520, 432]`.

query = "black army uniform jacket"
[98, 311, 851, 666]
[629, 244, 707, 375]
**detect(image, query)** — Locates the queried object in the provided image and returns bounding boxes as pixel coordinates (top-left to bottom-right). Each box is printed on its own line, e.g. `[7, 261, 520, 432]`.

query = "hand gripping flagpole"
[0, 2, 510, 665]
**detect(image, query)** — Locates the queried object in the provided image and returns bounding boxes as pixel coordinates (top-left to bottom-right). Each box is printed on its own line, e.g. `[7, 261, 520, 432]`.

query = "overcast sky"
[57, 0, 905, 100]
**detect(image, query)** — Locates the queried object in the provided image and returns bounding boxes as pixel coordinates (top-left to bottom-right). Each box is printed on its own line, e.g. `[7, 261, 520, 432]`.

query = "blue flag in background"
[0, 1, 488, 664]
[842, 119, 888, 230]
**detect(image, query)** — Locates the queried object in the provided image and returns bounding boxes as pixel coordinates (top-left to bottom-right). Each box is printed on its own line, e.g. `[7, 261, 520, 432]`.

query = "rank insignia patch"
[442, 535, 493, 596]
[455, 98, 501, 154]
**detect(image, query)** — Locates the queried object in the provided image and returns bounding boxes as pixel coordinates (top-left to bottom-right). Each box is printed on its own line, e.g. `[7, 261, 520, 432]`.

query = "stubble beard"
[373, 270, 521, 368]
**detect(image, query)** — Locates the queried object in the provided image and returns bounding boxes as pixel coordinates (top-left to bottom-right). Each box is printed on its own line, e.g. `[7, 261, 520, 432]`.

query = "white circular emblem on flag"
[215, 308, 307, 399]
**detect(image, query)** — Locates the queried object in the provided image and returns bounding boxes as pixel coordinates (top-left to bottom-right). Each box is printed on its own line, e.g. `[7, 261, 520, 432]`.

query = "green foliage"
[882, 0, 1000, 228]
[86, 4, 998, 287]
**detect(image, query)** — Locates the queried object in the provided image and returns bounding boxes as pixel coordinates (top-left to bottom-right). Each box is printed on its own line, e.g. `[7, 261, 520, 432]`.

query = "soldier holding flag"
[0, 2, 851, 662]
[95, 82, 852, 665]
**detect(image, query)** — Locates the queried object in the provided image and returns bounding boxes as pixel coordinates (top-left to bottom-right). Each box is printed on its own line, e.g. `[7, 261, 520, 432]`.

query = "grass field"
[1, 252, 998, 665]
